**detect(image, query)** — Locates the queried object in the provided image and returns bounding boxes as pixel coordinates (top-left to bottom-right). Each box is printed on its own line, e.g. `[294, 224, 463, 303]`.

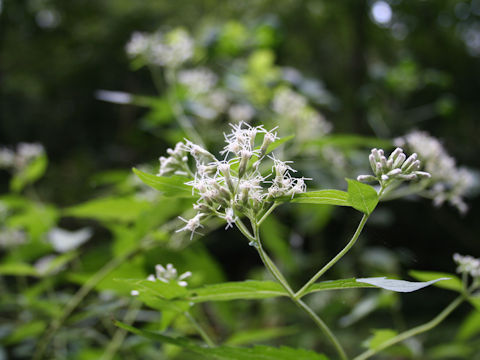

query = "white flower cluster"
[272, 88, 332, 141]
[0, 143, 45, 171]
[357, 148, 431, 188]
[228, 104, 256, 123]
[131, 263, 192, 296]
[158, 142, 190, 177]
[395, 131, 477, 213]
[126, 28, 194, 68]
[158, 122, 308, 240]
[0, 228, 26, 249]
[453, 253, 480, 279]
[178, 68, 218, 95]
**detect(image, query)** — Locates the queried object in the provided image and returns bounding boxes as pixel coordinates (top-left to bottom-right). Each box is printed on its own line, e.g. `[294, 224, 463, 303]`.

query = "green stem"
[184, 311, 216, 347]
[353, 295, 465, 360]
[252, 222, 347, 360]
[295, 214, 369, 299]
[33, 241, 153, 360]
[257, 202, 279, 226]
[101, 299, 142, 360]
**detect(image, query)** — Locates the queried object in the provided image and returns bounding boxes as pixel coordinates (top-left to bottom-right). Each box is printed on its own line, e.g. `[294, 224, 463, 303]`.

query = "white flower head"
[453, 253, 480, 279]
[176, 214, 204, 240]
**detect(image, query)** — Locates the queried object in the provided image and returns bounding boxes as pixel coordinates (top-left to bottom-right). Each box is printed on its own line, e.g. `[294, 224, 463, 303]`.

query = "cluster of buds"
[157, 122, 308, 240]
[158, 142, 189, 177]
[131, 264, 192, 296]
[357, 148, 431, 188]
[453, 253, 480, 279]
[126, 28, 194, 68]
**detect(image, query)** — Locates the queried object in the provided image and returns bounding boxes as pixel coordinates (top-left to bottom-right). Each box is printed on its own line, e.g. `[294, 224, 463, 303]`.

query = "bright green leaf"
[0, 262, 39, 276]
[278, 190, 350, 206]
[10, 154, 48, 193]
[365, 329, 398, 350]
[409, 270, 463, 292]
[224, 327, 298, 346]
[346, 179, 379, 215]
[186, 281, 287, 302]
[132, 168, 193, 198]
[64, 196, 151, 222]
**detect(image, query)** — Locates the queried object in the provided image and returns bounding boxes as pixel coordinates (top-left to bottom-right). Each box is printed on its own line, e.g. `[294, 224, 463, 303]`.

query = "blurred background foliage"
[1, 0, 480, 359]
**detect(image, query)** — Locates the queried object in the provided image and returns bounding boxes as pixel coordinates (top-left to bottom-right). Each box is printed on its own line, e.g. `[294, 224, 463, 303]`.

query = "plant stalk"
[251, 221, 348, 360]
[295, 214, 369, 299]
[353, 295, 464, 360]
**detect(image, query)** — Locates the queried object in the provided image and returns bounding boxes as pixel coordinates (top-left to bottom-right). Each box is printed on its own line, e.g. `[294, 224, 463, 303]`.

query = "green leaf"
[409, 270, 463, 292]
[307, 278, 376, 293]
[458, 311, 480, 341]
[10, 154, 48, 193]
[224, 327, 298, 346]
[264, 134, 295, 154]
[64, 196, 151, 222]
[277, 190, 350, 206]
[132, 168, 193, 198]
[365, 329, 398, 350]
[468, 295, 480, 312]
[0, 262, 39, 276]
[116, 322, 329, 360]
[186, 281, 287, 302]
[3, 320, 46, 344]
[117, 278, 189, 300]
[346, 179, 379, 215]
[356, 277, 450, 292]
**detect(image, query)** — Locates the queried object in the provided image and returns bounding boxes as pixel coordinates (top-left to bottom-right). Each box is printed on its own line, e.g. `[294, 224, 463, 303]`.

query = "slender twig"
[295, 214, 369, 299]
[353, 295, 465, 360]
[252, 222, 348, 360]
[257, 203, 280, 226]
[184, 311, 216, 347]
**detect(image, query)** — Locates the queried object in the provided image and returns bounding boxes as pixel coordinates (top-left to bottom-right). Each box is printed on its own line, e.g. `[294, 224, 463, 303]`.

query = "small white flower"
[453, 253, 480, 278]
[176, 214, 204, 240]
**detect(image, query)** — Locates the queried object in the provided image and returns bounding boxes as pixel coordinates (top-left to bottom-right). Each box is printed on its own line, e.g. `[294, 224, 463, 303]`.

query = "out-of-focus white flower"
[272, 88, 332, 140]
[0, 228, 26, 248]
[0, 148, 15, 168]
[151, 263, 192, 287]
[126, 28, 194, 68]
[395, 131, 477, 213]
[48, 227, 93, 253]
[95, 90, 133, 104]
[228, 104, 255, 122]
[34, 255, 64, 276]
[453, 253, 480, 278]
[178, 68, 218, 95]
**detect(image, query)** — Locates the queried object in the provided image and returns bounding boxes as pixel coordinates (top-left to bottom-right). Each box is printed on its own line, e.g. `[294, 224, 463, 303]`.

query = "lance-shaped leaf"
[277, 190, 350, 207]
[116, 321, 330, 360]
[409, 270, 463, 292]
[132, 168, 193, 198]
[356, 277, 450, 293]
[346, 178, 379, 215]
[187, 281, 287, 302]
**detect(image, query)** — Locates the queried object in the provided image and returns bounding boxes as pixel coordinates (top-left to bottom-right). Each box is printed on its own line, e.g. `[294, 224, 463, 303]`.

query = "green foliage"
[132, 168, 193, 198]
[346, 179, 379, 215]
[10, 155, 48, 193]
[116, 321, 330, 360]
[409, 270, 463, 292]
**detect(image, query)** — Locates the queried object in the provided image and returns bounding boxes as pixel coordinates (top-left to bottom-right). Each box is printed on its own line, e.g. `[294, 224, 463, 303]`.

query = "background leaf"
[409, 270, 463, 292]
[346, 179, 379, 215]
[356, 276, 450, 293]
[132, 168, 193, 198]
